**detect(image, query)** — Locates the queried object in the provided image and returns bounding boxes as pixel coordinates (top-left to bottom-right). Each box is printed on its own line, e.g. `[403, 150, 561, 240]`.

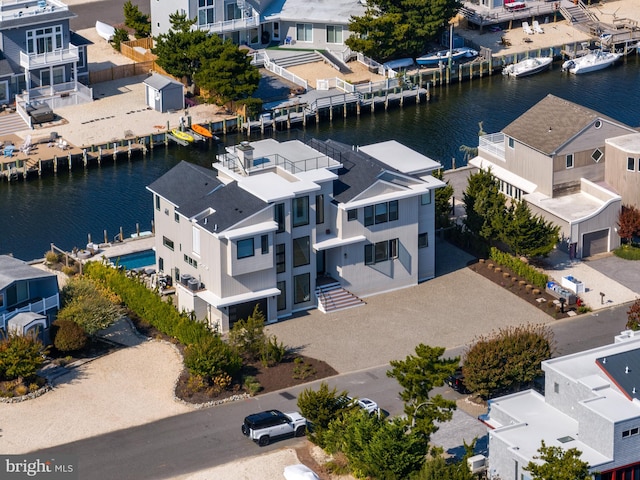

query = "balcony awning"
[313, 234, 366, 251]
[196, 287, 281, 308]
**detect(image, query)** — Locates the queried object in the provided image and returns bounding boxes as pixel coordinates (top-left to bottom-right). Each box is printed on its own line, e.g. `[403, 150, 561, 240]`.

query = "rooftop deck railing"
[20, 44, 79, 69]
[479, 133, 506, 159]
[201, 9, 260, 34]
[218, 152, 339, 175]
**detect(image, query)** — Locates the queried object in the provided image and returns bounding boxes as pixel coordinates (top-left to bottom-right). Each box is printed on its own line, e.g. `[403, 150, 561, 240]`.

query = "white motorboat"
[416, 46, 478, 66]
[95, 21, 115, 42]
[562, 50, 622, 74]
[503, 56, 553, 78]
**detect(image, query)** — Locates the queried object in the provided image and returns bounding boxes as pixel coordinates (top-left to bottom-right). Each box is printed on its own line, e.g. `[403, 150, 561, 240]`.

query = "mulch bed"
[468, 259, 581, 320]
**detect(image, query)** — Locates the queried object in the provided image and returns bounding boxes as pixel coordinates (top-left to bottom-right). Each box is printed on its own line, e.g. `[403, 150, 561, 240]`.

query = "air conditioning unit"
[187, 278, 200, 292]
[467, 454, 487, 474]
[180, 273, 192, 287]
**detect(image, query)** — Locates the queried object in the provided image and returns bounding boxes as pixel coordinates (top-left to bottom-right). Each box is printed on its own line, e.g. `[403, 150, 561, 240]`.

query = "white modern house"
[150, 0, 365, 52]
[484, 330, 640, 480]
[147, 137, 444, 333]
[469, 94, 636, 258]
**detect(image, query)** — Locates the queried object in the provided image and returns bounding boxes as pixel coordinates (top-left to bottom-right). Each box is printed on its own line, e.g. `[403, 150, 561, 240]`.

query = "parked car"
[347, 396, 379, 415]
[241, 409, 307, 446]
[446, 368, 470, 394]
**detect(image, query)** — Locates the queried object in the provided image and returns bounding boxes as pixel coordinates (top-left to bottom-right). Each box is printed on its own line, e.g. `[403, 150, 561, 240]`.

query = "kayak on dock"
[171, 129, 195, 143]
[191, 124, 214, 138]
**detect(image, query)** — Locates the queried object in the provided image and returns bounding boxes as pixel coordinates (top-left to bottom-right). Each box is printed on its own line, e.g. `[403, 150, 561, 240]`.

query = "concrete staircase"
[0, 112, 28, 136]
[272, 52, 323, 68]
[316, 281, 365, 313]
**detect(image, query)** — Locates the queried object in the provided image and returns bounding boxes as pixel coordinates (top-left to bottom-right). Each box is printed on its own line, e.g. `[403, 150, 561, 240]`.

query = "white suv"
[241, 409, 307, 446]
[347, 396, 379, 415]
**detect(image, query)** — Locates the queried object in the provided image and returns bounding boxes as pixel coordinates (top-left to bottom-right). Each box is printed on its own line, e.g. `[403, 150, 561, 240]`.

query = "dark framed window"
[592, 149, 603, 163]
[261, 234, 269, 254]
[237, 238, 254, 259]
[388, 200, 398, 221]
[174, 212, 180, 222]
[293, 273, 310, 304]
[421, 192, 431, 205]
[162, 236, 174, 251]
[174, 267, 180, 283]
[508, 137, 514, 149]
[347, 209, 358, 221]
[365, 239, 398, 265]
[418, 232, 428, 249]
[293, 236, 310, 267]
[375, 241, 388, 263]
[628, 157, 635, 172]
[364, 244, 374, 265]
[375, 202, 388, 224]
[276, 244, 286, 273]
[390, 238, 398, 258]
[275, 203, 285, 233]
[277, 280, 286, 311]
[155, 195, 160, 210]
[158, 257, 164, 272]
[292, 196, 309, 227]
[183, 254, 197, 268]
[364, 206, 374, 226]
[316, 194, 324, 224]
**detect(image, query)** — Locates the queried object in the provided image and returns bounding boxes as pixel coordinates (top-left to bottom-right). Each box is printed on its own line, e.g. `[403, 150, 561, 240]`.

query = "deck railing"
[0, 293, 59, 330]
[479, 133, 505, 159]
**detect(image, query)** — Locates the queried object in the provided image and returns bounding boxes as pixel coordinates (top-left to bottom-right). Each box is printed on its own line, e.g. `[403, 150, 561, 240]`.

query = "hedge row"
[84, 262, 211, 345]
[489, 247, 548, 288]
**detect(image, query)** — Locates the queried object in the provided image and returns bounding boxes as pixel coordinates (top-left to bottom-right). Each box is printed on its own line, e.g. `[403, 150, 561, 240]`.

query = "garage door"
[582, 229, 609, 257]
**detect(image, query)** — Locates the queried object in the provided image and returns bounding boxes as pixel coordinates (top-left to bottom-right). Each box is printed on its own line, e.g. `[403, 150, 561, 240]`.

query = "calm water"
[2, 57, 639, 261]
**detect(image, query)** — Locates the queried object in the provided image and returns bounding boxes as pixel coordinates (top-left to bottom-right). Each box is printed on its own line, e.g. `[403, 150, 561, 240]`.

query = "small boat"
[562, 50, 622, 74]
[503, 56, 553, 78]
[95, 21, 115, 42]
[383, 58, 415, 71]
[171, 129, 194, 143]
[190, 124, 214, 139]
[416, 47, 478, 66]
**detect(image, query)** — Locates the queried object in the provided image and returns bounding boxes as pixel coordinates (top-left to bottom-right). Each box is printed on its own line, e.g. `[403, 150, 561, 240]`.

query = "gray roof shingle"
[502, 94, 633, 155]
[0, 255, 55, 290]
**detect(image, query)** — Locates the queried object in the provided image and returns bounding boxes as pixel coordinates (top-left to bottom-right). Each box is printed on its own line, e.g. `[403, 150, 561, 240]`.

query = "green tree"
[433, 169, 454, 229]
[524, 440, 591, 480]
[617, 205, 640, 244]
[297, 381, 349, 446]
[0, 333, 48, 381]
[183, 334, 242, 379]
[502, 200, 560, 258]
[463, 324, 555, 399]
[58, 277, 123, 336]
[387, 344, 458, 440]
[123, 0, 151, 38]
[111, 28, 130, 51]
[346, 0, 462, 61]
[228, 304, 267, 361]
[324, 412, 427, 479]
[53, 319, 88, 352]
[626, 298, 640, 331]
[411, 454, 475, 480]
[463, 168, 506, 244]
[193, 37, 260, 105]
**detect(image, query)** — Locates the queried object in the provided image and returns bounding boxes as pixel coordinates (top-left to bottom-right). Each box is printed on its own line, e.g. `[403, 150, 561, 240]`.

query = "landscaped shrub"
[45, 251, 59, 264]
[261, 335, 286, 367]
[490, 247, 548, 288]
[52, 319, 88, 352]
[293, 357, 317, 380]
[0, 334, 48, 381]
[228, 304, 267, 361]
[243, 375, 261, 395]
[183, 334, 242, 380]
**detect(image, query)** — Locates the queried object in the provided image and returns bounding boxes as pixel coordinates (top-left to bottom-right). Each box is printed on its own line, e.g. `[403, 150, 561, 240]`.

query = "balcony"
[201, 10, 260, 35]
[478, 132, 506, 160]
[20, 44, 79, 70]
[0, 293, 59, 330]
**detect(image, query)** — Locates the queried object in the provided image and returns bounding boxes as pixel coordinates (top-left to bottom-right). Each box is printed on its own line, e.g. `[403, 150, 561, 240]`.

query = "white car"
[347, 396, 379, 415]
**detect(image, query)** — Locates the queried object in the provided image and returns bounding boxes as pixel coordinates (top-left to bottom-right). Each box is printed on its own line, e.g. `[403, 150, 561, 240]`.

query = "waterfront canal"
[2, 56, 639, 261]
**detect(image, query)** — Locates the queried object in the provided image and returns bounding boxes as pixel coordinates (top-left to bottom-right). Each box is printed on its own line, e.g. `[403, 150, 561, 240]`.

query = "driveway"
[585, 254, 640, 297]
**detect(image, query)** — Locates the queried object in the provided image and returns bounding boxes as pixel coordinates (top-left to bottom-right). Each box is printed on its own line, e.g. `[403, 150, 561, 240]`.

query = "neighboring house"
[150, 0, 365, 54]
[0, 255, 59, 343]
[470, 94, 639, 258]
[605, 133, 640, 210]
[484, 329, 640, 480]
[0, 0, 92, 117]
[147, 137, 444, 333]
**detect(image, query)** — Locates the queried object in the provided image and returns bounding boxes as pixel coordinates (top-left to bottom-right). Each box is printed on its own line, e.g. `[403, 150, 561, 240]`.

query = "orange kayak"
[191, 124, 213, 138]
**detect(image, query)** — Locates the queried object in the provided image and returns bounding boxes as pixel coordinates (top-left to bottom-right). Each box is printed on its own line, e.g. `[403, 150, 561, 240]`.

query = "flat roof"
[358, 141, 442, 175]
[524, 190, 611, 223]
[263, 0, 365, 23]
[606, 133, 640, 154]
[238, 172, 320, 202]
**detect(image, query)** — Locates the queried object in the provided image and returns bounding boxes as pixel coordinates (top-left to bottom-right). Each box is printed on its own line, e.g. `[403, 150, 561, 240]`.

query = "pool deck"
[84, 235, 155, 265]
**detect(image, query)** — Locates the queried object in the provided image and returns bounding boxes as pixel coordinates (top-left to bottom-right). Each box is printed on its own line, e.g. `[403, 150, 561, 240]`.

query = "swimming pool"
[109, 249, 156, 270]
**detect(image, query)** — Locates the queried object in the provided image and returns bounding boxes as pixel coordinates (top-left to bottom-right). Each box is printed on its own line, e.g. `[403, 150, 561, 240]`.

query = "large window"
[418, 232, 428, 249]
[326, 25, 343, 44]
[277, 281, 286, 310]
[276, 244, 286, 273]
[296, 23, 313, 42]
[365, 239, 398, 265]
[26, 26, 63, 54]
[628, 157, 636, 172]
[198, 0, 215, 26]
[365, 200, 399, 226]
[275, 203, 285, 232]
[162, 236, 174, 251]
[5, 281, 28, 308]
[292, 196, 309, 227]
[316, 194, 324, 224]
[347, 209, 358, 221]
[261, 234, 269, 254]
[237, 238, 254, 259]
[293, 236, 310, 267]
[294, 273, 310, 304]
[225, 0, 242, 20]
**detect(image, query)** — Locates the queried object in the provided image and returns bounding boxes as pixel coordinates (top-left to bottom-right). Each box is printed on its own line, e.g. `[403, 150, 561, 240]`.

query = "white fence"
[0, 293, 59, 330]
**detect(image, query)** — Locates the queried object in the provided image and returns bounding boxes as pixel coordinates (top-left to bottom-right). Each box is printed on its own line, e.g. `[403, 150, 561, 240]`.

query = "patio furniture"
[4, 144, 14, 157]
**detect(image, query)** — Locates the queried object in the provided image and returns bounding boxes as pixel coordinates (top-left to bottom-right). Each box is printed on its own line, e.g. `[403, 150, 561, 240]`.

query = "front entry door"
[316, 250, 325, 276]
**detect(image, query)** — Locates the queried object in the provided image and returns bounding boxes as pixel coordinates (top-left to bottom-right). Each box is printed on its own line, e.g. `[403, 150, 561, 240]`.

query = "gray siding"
[504, 139, 554, 196]
[605, 140, 640, 209]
